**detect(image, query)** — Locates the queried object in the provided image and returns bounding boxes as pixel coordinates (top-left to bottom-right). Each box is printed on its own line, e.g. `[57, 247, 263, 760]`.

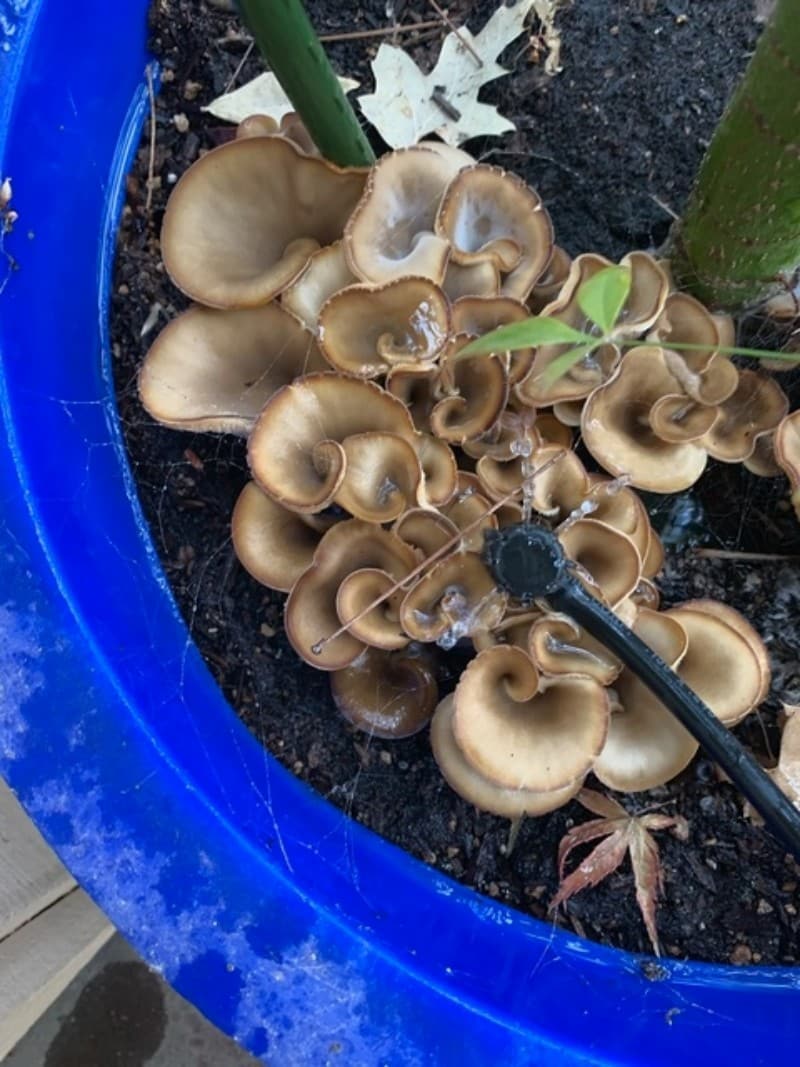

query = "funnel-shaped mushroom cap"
[430, 343, 508, 445]
[670, 599, 771, 713]
[529, 245, 572, 313]
[285, 520, 417, 670]
[335, 432, 424, 522]
[581, 346, 708, 492]
[583, 475, 652, 566]
[140, 302, 327, 435]
[435, 165, 554, 301]
[336, 568, 410, 651]
[393, 509, 461, 556]
[558, 519, 642, 607]
[649, 291, 720, 365]
[413, 432, 459, 506]
[613, 252, 670, 335]
[161, 137, 366, 308]
[743, 430, 782, 477]
[431, 694, 583, 816]
[231, 481, 324, 592]
[776, 411, 800, 517]
[451, 646, 609, 792]
[318, 277, 449, 377]
[280, 242, 357, 333]
[441, 473, 497, 551]
[594, 610, 698, 792]
[235, 114, 280, 139]
[344, 148, 459, 284]
[442, 260, 501, 300]
[525, 445, 589, 520]
[248, 373, 417, 513]
[649, 394, 719, 444]
[400, 552, 506, 644]
[451, 296, 536, 384]
[332, 647, 438, 738]
[772, 705, 800, 807]
[386, 365, 438, 432]
[702, 370, 788, 463]
[529, 613, 621, 685]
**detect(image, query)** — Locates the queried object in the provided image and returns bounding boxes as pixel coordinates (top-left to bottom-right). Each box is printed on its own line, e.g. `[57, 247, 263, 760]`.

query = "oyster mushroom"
[435, 165, 554, 301]
[528, 245, 572, 313]
[431, 694, 583, 817]
[430, 340, 509, 445]
[280, 241, 357, 333]
[581, 346, 708, 492]
[399, 552, 506, 645]
[161, 136, 366, 308]
[771, 705, 800, 808]
[775, 410, 800, 518]
[331, 647, 438, 739]
[285, 520, 417, 670]
[441, 260, 501, 300]
[344, 147, 459, 285]
[451, 295, 536, 384]
[529, 612, 622, 685]
[557, 518, 642, 607]
[231, 481, 324, 592]
[702, 370, 788, 464]
[318, 277, 449, 377]
[248, 373, 421, 515]
[450, 646, 609, 792]
[139, 302, 327, 434]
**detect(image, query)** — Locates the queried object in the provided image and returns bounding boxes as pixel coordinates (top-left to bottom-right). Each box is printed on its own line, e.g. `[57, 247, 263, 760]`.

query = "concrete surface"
[5, 934, 258, 1065]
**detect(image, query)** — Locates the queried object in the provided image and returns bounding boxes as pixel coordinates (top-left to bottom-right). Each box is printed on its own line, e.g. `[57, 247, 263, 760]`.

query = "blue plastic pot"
[0, 3, 797, 1063]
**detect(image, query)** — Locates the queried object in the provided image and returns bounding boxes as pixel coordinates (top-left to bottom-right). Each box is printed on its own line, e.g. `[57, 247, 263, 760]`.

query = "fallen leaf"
[550, 789, 689, 956]
[358, 0, 537, 148]
[203, 72, 360, 125]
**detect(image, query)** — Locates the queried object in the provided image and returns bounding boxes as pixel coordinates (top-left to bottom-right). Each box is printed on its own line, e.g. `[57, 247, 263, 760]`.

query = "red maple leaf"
[550, 788, 689, 956]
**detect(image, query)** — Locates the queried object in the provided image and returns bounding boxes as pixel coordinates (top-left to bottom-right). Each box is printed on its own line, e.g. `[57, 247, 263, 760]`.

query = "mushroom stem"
[483, 523, 800, 862]
[236, 0, 375, 167]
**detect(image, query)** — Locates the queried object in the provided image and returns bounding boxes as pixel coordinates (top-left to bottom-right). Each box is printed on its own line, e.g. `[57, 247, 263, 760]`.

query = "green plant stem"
[625, 339, 800, 364]
[670, 0, 800, 309]
[236, 0, 375, 167]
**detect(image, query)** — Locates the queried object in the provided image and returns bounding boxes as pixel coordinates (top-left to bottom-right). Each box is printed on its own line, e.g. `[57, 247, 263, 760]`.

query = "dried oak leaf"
[358, 0, 537, 148]
[550, 788, 689, 956]
[204, 72, 360, 125]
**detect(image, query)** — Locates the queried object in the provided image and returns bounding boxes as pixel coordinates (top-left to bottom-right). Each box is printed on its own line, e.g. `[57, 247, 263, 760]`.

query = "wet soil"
[112, 0, 800, 963]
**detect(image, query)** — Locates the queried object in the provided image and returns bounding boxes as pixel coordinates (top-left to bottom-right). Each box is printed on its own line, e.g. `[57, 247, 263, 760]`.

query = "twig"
[427, 0, 483, 66]
[691, 548, 800, 562]
[224, 39, 255, 93]
[145, 63, 157, 215]
[320, 19, 441, 43]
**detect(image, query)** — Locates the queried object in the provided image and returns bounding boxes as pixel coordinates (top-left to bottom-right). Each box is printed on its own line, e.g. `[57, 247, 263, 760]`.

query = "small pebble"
[173, 113, 190, 133]
[730, 944, 752, 965]
[757, 899, 774, 915]
[380, 750, 392, 766]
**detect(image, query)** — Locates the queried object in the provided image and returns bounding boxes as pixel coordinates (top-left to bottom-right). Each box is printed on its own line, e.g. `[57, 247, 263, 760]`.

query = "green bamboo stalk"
[671, 0, 800, 309]
[236, 0, 375, 167]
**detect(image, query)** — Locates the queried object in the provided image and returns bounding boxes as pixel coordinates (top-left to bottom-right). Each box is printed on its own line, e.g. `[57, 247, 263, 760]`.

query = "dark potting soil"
[112, 0, 800, 964]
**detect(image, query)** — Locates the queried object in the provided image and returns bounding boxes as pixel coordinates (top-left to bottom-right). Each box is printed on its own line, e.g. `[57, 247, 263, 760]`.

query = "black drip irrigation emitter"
[482, 523, 800, 862]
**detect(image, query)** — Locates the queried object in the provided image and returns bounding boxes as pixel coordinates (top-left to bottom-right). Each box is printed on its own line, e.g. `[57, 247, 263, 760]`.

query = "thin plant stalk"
[236, 0, 375, 167]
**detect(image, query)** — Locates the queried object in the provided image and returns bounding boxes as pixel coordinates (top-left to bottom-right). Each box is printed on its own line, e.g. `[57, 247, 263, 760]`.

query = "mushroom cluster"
[140, 118, 783, 819]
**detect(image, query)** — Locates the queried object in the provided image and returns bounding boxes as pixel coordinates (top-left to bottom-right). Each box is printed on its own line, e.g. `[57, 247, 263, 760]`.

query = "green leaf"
[457, 316, 593, 357]
[577, 265, 632, 335]
[539, 343, 598, 387]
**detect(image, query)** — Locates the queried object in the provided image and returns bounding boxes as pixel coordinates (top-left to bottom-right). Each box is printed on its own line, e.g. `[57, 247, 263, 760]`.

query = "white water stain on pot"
[0, 603, 44, 761]
[24, 774, 427, 1065]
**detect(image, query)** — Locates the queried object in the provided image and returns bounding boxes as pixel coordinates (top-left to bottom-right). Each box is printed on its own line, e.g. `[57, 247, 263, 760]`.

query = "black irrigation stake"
[483, 523, 800, 862]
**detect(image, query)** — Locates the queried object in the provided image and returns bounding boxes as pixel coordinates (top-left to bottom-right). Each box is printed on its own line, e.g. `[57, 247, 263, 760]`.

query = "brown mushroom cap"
[400, 552, 506, 644]
[393, 509, 461, 556]
[318, 277, 449, 377]
[280, 241, 357, 333]
[451, 646, 609, 792]
[248, 373, 417, 513]
[430, 343, 509, 445]
[649, 393, 720, 444]
[441, 472, 498, 551]
[528, 245, 572, 313]
[613, 252, 670, 335]
[430, 694, 583, 816]
[335, 431, 424, 522]
[558, 519, 642, 607]
[285, 520, 417, 670]
[161, 136, 366, 308]
[702, 370, 788, 463]
[581, 346, 708, 492]
[649, 291, 720, 367]
[336, 568, 410, 650]
[671, 599, 771, 711]
[526, 445, 589, 520]
[413, 432, 459, 506]
[231, 481, 323, 592]
[344, 148, 458, 285]
[451, 296, 536, 385]
[743, 430, 782, 478]
[775, 411, 800, 517]
[332, 647, 438, 739]
[435, 165, 554, 301]
[529, 613, 622, 685]
[385, 365, 438, 432]
[235, 114, 280, 139]
[441, 260, 501, 300]
[772, 704, 800, 807]
[594, 611, 698, 792]
[139, 302, 327, 435]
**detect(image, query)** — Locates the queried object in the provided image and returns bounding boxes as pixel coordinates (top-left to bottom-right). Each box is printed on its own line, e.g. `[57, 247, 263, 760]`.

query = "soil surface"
[112, 0, 800, 964]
